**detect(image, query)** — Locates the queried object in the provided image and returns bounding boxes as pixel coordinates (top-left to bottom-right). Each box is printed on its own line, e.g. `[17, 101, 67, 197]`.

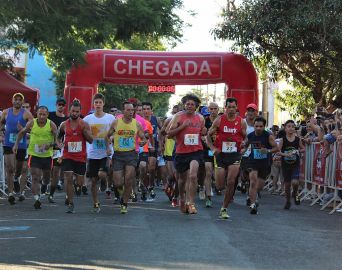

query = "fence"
[299, 142, 342, 214]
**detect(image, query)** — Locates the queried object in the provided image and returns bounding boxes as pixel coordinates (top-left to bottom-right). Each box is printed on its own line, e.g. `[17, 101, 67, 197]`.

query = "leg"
[64, 171, 74, 204]
[4, 154, 15, 195]
[18, 161, 28, 194]
[91, 176, 98, 205]
[248, 170, 258, 204]
[204, 162, 213, 199]
[122, 165, 136, 204]
[222, 164, 240, 208]
[186, 160, 199, 205]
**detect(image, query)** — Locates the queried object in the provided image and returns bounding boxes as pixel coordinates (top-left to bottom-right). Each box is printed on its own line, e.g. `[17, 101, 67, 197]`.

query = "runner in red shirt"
[57, 100, 93, 213]
[207, 97, 247, 219]
[167, 94, 206, 214]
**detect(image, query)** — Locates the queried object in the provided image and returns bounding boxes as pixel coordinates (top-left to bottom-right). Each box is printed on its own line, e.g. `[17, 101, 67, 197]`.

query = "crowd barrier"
[299, 142, 342, 214]
[0, 143, 7, 196]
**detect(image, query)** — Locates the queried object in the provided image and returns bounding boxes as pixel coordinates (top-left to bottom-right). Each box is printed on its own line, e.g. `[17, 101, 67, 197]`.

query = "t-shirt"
[83, 113, 115, 159]
[49, 112, 68, 128]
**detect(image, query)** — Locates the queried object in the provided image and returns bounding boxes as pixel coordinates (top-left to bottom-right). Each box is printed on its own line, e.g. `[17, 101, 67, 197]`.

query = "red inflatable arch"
[64, 50, 258, 116]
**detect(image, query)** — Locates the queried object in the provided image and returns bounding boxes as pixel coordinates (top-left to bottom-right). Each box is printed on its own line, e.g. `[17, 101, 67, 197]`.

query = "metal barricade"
[0, 142, 7, 196]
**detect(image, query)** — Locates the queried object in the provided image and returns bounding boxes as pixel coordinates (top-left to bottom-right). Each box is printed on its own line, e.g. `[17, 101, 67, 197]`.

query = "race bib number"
[184, 134, 199, 145]
[68, 141, 82, 153]
[208, 150, 214, 157]
[9, 133, 23, 144]
[119, 137, 134, 149]
[93, 138, 106, 150]
[222, 142, 237, 153]
[34, 144, 49, 154]
[284, 150, 298, 162]
[52, 149, 62, 159]
[253, 149, 267, 160]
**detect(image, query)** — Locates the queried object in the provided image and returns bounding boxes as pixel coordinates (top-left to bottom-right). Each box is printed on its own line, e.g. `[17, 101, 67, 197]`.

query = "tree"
[213, 0, 342, 106]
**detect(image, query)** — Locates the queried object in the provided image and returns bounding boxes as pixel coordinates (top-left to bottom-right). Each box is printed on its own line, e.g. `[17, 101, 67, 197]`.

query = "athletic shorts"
[87, 157, 109, 178]
[164, 155, 173, 161]
[3, 146, 26, 162]
[149, 149, 158, 158]
[112, 151, 138, 171]
[138, 152, 149, 165]
[53, 158, 63, 167]
[246, 161, 270, 180]
[282, 164, 300, 182]
[203, 149, 214, 163]
[62, 159, 86, 176]
[216, 152, 241, 168]
[28, 156, 52, 171]
[174, 151, 204, 173]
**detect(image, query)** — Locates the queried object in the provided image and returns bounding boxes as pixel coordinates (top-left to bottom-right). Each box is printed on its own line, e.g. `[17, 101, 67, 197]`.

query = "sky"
[168, 0, 230, 108]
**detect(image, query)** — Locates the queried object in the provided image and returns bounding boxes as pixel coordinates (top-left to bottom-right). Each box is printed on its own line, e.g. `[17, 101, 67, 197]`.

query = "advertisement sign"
[312, 143, 326, 185]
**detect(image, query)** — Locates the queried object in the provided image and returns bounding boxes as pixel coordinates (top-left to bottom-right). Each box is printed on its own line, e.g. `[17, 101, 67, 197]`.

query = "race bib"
[253, 149, 267, 160]
[34, 144, 49, 154]
[284, 150, 298, 162]
[184, 134, 199, 145]
[208, 150, 214, 157]
[68, 141, 82, 153]
[119, 137, 134, 149]
[93, 138, 106, 150]
[222, 142, 237, 153]
[9, 133, 23, 144]
[242, 146, 251, 157]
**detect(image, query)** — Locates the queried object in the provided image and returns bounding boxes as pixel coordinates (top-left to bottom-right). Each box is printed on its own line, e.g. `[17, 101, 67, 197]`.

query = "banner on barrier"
[336, 143, 342, 188]
[312, 143, 326, 185]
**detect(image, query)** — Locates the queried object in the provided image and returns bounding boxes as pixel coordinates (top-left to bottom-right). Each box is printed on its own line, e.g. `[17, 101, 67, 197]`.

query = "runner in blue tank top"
[0, 93, 33, 205]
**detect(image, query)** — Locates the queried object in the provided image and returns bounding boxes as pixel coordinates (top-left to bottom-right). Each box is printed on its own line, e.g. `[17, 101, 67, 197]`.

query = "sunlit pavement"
[0, 187, 341, 270]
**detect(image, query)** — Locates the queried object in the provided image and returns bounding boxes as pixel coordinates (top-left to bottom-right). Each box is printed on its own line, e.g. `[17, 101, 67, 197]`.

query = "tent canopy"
[0, 71, 39, 110]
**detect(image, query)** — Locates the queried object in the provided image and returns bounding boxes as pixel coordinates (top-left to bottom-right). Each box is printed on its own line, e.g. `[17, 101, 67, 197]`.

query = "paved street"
[0, 188, 341, 270]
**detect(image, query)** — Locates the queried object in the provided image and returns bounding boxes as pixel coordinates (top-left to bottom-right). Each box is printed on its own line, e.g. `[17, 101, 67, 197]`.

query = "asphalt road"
[0, 187, 341, 270]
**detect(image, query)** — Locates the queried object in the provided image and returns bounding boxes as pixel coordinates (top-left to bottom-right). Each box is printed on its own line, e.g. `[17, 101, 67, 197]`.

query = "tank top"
[164, 138, 175, 156]
[214, 115, 244, 153]
[138, 120, 153, 153]
[244, 118, 255, 135]
[113, 118, 137, 152]
[281, 136, 300, 166]
[247, 130, 271, 163]
[175, 112, 203, 154]
[150, 115, 159, 149]
[28, 119, 54, 158]
[63, 119, 87, 162]
[4, 108, 27, 149]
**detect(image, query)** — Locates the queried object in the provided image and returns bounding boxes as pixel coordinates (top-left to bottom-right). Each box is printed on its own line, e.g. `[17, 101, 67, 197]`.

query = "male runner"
[106, 101, 146, 214]
[13, 106, 57, 209]
[57, 100, 93, 213]
[83, 93, 115, 212]
[0, 93, 33, 204]
[167, 94, 206, 214]
[207, 97, 247, 219]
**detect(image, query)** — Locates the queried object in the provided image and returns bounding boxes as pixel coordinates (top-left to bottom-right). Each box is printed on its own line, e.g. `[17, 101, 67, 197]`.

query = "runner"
[167, 94, 206, 214]
[207, 97, 247, 219]
[106, 101, 147, 214]
[142, 102, 162, 199]
[83, 93, 115, 213]
[48, 97, 68, 200]
[0, 93, 33, 204]
[242, 116, 278, 214]
[13, 106, 57, 209]
[278, 120, 305, 210]
[57, 100, 93, 213]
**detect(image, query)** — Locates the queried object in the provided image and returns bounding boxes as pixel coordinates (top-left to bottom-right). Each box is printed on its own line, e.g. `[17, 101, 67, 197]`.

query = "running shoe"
[241, 183, 247, 194]
[131, 192, 138, 202]
[105, 190, 111, 200]
[8, 194, 15, 205]
[18, 194, 26, 202]
[75, 185, 82, 196]
[171, 198, 179, 207]
[120, 204, 128, 214]
[66, 203, 75, 213]
[219, 207, 229, 219]
[199, 187, 205, 200]
[284, 201, 291, 210]
[149, 187, 156, 199]
[141, 192, 147, 202]
[57, 180, 63, 191]
[187, 203, 197, 214]
[294, 194, 301, 205]
[14, 180, 20, 193]
[82, 186, 88, 195]
[246, 197, 251, 206]
[48, 195, 55, 203]
[92, 202, 101, 213]
[205, 198, 213, 208]
[164, 185, 173, 201]
[250, 203, 258, 214]
[236, 182, 241, 191]
[34, 200, 41, 210]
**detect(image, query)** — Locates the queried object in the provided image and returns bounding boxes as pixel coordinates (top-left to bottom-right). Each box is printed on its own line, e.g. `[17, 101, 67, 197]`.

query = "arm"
[137, 122, 147, 146]
[82, 121, 93, 144]
[24, 110, 34, 122]
[13, 120, 34, 154]
[268, 134, 279, 153]
[105, 119, 117, 146]
[56, 122, 66, 148]
[166, 114, 189, 138]
[206, 117, 220, 154]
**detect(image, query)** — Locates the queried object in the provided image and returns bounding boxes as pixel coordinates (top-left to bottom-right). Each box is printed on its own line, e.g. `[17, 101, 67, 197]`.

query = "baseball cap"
[13, 93, 24, 100]
[246, 103, 258, 111]
[56, 97, 66, 104]
[200, 106, 210, 116]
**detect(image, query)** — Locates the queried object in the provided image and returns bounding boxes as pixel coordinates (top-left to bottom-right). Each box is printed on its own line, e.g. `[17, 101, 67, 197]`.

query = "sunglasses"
[110, 109, 117, 112]
[57, 103, 66, 107]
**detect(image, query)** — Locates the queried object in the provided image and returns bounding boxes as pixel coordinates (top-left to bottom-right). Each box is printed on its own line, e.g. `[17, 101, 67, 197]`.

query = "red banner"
[299, 152, 305, 181]
[148, 85, 175, 93]
[336, 143, 342, 188]
[312, 144, 326, 185]
[103, 54, 222, 83]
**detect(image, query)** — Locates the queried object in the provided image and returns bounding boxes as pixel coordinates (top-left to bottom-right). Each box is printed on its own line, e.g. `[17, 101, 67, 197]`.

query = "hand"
[181, 120, 191, 128]
[17, 122, 23, 131]
[12, 144, 18, 154]
[212, 147, 220, 156]
[260, 147, 268, 154]
[106, 147, 112, 157]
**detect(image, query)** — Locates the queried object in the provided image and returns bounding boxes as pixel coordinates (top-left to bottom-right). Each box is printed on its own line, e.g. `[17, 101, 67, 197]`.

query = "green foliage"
[275, 82, 316, 119]
[98, 84, 171, 117]
[214, 0, 342, 105]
